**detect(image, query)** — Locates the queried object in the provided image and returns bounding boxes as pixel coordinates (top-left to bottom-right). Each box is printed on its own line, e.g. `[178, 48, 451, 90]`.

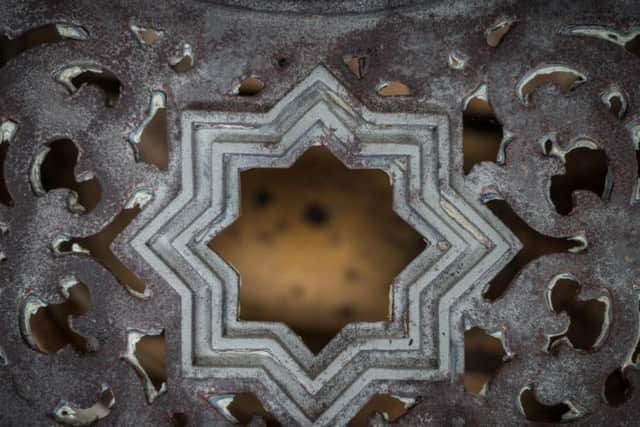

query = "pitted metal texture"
[1, 1, 640, 426]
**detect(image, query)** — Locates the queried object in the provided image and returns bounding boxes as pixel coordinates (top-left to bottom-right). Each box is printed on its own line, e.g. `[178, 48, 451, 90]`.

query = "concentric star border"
[131, 66, 518, 425]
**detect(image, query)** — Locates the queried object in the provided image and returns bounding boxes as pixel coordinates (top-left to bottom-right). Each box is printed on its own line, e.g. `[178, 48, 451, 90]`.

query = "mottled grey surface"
[1, 1, 640, 426]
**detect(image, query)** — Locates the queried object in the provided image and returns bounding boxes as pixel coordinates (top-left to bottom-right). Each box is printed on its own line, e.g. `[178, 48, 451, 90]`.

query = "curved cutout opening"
[170, 43, 194, 73]
[236, 77, 264, 96]
[62, 68, 121, 107]
[463, 87, 506, 174]
[482, 198, 582, 300]
[207, 392, 280, 426]
[134, 333, 166, 394]
[377, 80, 411, 97]
[26, 281, 93, 354]
[171, 413, 189, 427]
[547, 278, 608, 351]
[53, 384, 115, 426]
[54, 192, 152, 298]
[519, 386, 579, 423]
[517, 66, 586, 105]
[128, 91, 169, 170]
[123, 329, 166, 404]
[130, 24, 163, 46]
[550, 147, 609, 215]
[0, 138, 12, 206]
[343, 54, 368, 79]
[348, 394, 414, 426]
[0, 24, 88, 67]
[485, 16, 516, 47]
[38, 139, 102, 213]
[464, 327, 508, 395]
[226, 393, 280, 426]
[561, 26, 640, 57]
[603, 368, 633, 407]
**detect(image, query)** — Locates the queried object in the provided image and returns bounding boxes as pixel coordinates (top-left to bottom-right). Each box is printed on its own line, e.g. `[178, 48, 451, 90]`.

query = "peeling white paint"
[128, 91, 166, 161]
[517, 385, 585, 421]
[448, 50, 468, 70]
[600, 84, 627, 119]
[231, 76, 265, 96]
[540, 134, 600, 163]
[376, 80, 411, 96]
[544, 273, 611, 352]
[391, 394, 417, 411]
[0, 120, 17, 143]
[485, 16, 516, 47]
[169, 42, 194, 71]
[122, 329, 166, 404]
[129, 24, 164, 45]
[60, 276, 82, 299]
[495, 130, 514, 165]
[29, 146, 49, 197]
[516, 65, 587, 106]
[53, 383, 115, 426]
[52, 235, 90, 256]
[567, 234, 588, 253]
[19, 293, 48, 352]
[462, 83, 488, 110]
[55, 24, 89, 41]
[560, 25, 640, 48]
[206, 393, 240, 423]
[54, 65, 104, 93]
[125, 189, 154, 210]
[623, 294, 640, 369]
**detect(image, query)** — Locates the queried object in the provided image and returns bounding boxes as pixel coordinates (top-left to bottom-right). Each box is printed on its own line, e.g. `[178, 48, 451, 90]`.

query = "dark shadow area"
[550, 148, 608, 215]
[56, 203, 148, 297]
[0, 140, 12, 206]
[547, 278, 607, 351]
[483, 199, 579, 300]
[134, 332, 167, 394]
[28, 282, 93, 354]
[138, 107, 168, 170]
[171, 412, 189, 427]
[0, 24, 86, 67]
[69, 69, 121, 107]
[39, 139, 102, 212]
[624, 34, 640, 56]
[463, 92, 503, 174]
[464, 327, 507, 395]
[519, 386, 574, 423]
[603, 368, 633, 407]
[226, 393, 281, 427]
[348, 394, 410, 426]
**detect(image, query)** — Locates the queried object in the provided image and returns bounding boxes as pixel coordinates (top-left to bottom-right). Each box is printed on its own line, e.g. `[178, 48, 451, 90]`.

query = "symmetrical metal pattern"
[1, 1, 640, 426]
[133, 66, 515, 424]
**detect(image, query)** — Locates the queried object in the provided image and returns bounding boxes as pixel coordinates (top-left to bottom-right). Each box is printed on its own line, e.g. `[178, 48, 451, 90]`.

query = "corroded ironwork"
[1, 1, 640, 426]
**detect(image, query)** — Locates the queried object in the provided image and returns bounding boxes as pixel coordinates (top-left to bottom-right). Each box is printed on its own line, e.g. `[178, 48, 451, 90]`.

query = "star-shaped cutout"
[132, 66, 516, 425]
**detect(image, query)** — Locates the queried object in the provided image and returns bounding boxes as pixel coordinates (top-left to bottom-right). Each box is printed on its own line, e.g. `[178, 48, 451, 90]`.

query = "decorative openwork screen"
[1, 1, 639, 426]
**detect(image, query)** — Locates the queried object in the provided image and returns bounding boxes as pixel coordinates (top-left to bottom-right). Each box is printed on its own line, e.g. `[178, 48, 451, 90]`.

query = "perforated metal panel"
[1, 1, 640, 426]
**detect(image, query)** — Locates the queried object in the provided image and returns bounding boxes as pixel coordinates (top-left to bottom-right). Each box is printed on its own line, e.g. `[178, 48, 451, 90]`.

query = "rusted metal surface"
[1, 1, 639, 425]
